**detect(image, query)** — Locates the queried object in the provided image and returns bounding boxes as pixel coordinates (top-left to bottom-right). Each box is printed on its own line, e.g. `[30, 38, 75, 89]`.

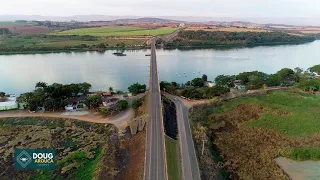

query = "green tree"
[202, 74, 208, 82]
[84, 95, 101, 109]
[191, 78, 204, 87]
[309, 65, 320, 74]
[117, 100, 128, 110]
[35, 82, 47, 89]
[128, 83, 146, 94]
[0, 92, 5, 97]
[80, 82, 92, 94]
[132, 99, 142, 109]
[267, 74, 282, 87]
[294, 67, 303, 75]
[109, 87, 114, 93]
[298, 79, 320, 91]
[96, 43, 106, 49]
[276, 68, 295, 81]
[247, 75, 265, 90]
[215, 75, 235, 87]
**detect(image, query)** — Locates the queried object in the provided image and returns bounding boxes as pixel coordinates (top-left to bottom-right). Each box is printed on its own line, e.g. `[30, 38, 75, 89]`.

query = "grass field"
[189, 89, 320, 179]
[165, 136, 181, 180]
[0, 35, 146, 53]
[221, 90, 320, 137]
[53, 26, 178, 37]
[282, 147, 320, 161]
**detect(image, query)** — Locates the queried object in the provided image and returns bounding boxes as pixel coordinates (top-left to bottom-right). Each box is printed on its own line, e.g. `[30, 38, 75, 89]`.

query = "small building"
[204, 81, 216, 87]
[65, 96, 88, 111]
[233, 80, 243, 87]
[235, 85, 246, 91]
[103, 98, 119, 108]
[103, 92, 112, 96]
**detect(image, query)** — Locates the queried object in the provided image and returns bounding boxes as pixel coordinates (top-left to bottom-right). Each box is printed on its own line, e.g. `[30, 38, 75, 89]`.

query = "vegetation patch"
[165, 30, 316, 48]
[0, 117, 123, 180]
[281, 147, 320, 161]
[165, 136, 181, 180]
[53, 26, 178, 37]
[189, 90, 320, 179]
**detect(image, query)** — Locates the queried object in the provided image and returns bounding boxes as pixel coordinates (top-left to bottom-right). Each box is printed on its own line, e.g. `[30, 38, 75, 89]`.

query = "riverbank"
[162, 30, 316, 49]
[0, 46, 148, 55]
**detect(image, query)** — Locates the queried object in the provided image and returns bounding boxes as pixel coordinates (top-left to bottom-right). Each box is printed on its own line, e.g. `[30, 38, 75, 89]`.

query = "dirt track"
[0, 109, 134, 128]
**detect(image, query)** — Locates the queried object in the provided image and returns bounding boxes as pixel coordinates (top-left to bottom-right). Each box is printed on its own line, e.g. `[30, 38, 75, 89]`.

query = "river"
[1, 41, 320, 95]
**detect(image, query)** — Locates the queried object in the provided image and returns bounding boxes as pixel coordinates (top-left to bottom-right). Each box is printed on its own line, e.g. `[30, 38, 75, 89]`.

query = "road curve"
[145, 39, 167, 180]
[165, 94, 201, 180]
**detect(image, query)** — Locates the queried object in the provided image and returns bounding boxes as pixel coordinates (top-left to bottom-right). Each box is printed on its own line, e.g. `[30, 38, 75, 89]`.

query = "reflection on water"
[1, 41, 320, 95]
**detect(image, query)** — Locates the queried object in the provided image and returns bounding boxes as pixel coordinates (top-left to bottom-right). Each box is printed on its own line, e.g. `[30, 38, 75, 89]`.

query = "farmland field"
[0, 21, 31, 26]
[0, 35, 146, 54]
[189, 89, 320, 179]
[53, 26, 179, 36]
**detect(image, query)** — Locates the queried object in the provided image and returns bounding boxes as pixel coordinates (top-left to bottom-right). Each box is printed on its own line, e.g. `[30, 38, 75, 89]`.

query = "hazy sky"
[0, 0, 319, 17]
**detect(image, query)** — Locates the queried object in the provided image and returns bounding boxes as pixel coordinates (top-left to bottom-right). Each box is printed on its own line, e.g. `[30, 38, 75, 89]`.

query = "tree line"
[19, 82, 92, 111]
[163, 30, 316, 48]
[160, 64, 320, 99]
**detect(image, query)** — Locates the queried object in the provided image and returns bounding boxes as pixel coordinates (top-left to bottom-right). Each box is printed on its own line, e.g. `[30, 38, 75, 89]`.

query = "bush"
[117, 100, 128, 110]
[298, 79, 320, 91]
[84, 95, 102, 109]
[100, 109, 109, 117]
[132, 99, 142, 109]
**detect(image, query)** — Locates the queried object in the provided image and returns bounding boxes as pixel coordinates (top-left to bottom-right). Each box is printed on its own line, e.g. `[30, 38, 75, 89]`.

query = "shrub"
[100, 109, 109, 117]
[132, 99, 142, 109]
[117, 100, 128, 110]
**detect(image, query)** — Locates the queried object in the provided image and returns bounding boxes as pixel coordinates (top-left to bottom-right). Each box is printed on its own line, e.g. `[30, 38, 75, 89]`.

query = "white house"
[204, 81, 216, 87]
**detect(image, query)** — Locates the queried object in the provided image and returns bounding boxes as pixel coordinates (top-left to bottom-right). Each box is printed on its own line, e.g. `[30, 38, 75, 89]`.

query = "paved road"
[165, 94, 201, 180]
[145, 39, 167, 180]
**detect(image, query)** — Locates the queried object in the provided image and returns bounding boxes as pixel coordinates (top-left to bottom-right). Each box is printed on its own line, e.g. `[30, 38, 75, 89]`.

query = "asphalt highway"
[164, 94, 201, 180]
[145, 39, 167, 180]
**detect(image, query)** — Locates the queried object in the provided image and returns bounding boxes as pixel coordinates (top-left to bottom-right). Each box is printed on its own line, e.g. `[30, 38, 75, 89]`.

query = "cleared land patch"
[53, 26, 178, 37]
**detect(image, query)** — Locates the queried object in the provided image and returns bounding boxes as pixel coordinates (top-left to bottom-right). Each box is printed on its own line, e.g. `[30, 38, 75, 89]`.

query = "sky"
[0, 0, 319, 18]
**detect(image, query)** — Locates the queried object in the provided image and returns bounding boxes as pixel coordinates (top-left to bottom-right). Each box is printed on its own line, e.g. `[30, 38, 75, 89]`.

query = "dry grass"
[270, 26, 320, 34]
[0, 117, 121, 180]
[190, 90, 320, 180]
[117, 130, 146, 180]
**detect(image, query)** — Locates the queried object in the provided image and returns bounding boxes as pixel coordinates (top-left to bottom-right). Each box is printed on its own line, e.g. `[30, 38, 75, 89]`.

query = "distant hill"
[0, 15, 320, 26]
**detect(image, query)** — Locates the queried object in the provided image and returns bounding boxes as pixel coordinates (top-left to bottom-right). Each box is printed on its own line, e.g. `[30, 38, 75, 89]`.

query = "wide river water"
[1, 41, 320, 95]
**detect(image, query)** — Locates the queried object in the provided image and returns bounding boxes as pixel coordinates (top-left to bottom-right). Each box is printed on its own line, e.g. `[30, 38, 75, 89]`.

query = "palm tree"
[109, 87, 114, 93]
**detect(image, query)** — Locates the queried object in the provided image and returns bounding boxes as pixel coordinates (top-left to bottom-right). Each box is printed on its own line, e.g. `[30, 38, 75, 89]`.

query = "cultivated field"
[0, 35, 146, 53]
[0, 21, 49, 34]
[53, 26, 178, 37]
[190, 89, 320, 179]
[270, 25, 320, 34]
[186, 27, 268, 33]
